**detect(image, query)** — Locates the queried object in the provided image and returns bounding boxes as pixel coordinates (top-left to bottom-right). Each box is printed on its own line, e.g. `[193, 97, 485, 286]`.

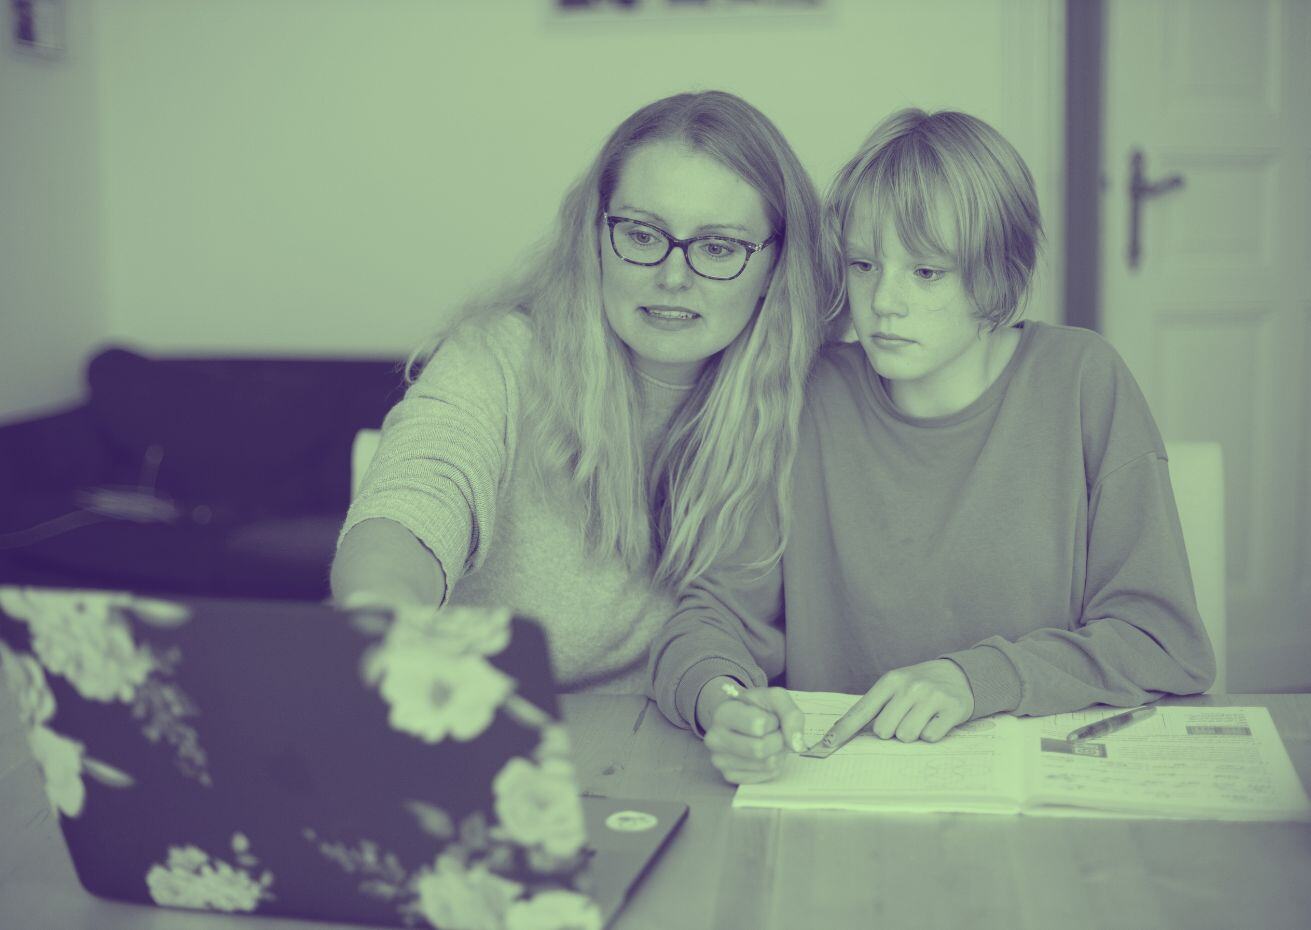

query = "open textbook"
[733, 692, 1311, 821]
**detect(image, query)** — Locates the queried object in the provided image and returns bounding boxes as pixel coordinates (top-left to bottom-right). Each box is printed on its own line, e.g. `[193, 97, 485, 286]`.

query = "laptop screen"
[0, 586, 656, 929]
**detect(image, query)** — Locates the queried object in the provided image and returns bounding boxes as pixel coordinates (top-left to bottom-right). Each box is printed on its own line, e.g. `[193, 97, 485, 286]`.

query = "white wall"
[94, 0, 1064, 355]
[0, 0, 106, 423]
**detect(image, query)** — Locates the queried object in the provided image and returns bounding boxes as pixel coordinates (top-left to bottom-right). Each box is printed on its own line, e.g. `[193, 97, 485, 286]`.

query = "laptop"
[0, 585, 686, 928]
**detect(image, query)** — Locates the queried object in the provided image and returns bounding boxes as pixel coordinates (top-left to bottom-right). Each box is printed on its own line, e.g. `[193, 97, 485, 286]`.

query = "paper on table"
[1020, 705, 1311, 821]
[732, 694, 1311, 822]
[732, 691, 1024, 813]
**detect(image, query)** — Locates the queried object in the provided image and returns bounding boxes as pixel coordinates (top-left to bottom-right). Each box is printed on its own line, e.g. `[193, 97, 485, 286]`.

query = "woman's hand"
[815, 659, 975, 750]
[696, 678, 807, 785]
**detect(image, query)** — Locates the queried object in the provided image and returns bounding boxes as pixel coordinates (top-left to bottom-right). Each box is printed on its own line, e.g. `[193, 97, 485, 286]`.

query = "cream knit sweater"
[339, 311, 691, 693]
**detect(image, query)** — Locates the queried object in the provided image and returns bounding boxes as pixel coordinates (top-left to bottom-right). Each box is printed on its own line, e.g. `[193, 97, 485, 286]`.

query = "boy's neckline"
[863, 321, 1036, 426]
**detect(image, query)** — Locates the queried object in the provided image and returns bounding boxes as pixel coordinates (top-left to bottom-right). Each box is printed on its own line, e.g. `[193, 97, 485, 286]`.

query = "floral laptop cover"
[0, 586, 687, 930]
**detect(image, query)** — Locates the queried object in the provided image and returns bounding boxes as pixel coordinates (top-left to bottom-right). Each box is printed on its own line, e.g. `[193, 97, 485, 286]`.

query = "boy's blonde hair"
[825, 108, 1043, 333]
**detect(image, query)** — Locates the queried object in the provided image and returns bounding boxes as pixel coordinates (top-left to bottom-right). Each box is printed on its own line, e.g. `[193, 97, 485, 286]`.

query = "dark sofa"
[0, 346, 406, 600]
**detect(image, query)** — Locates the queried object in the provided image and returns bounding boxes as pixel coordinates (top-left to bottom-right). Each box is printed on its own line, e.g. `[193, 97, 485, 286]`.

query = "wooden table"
[2, 691, 1309, 930]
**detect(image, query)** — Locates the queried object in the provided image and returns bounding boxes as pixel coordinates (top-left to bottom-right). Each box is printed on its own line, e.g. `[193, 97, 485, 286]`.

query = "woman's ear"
[758, 251, 781, 302]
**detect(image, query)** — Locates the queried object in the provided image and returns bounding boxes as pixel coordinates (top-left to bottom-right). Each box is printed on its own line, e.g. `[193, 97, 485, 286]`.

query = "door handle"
[1128, 148, 1185, 270]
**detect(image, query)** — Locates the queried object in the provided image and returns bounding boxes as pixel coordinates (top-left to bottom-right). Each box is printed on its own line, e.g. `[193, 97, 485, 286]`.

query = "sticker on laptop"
[604, 810, 658, 833]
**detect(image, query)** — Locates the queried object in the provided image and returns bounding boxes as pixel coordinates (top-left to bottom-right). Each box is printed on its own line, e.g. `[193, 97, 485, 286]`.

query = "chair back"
[351, 428, 382, 501]
[1163, 441, 1227, 694]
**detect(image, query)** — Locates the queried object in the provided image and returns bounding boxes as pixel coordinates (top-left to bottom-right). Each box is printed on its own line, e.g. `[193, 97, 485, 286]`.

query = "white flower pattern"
[2, 591, 601, 926]
[361, 607, 516, 743]
[0, 640, 98, 816]
[0, 588, 154, 703]
[0, 641, 55, 727]
[28, 723, 87, 816]
[388, 605, 513, 658]
[492, 757, 587, 858]
[1, 587, 209, 788]
[533, 724, 572, 763]
[145, 835, 273, 912]
[504, 890, 603, 930]
[412, 853, 524, 930]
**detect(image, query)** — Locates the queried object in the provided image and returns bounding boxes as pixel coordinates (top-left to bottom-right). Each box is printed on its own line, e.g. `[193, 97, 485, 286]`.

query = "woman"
[331, 91, 833, 693]
[648, 108, 1215, 782]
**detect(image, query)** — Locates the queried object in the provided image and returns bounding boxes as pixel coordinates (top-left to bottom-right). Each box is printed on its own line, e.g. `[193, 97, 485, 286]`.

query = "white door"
[1101, 0, 1310, 692]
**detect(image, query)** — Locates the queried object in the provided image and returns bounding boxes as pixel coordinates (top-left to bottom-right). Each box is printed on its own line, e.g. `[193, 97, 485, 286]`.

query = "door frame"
[1063, 0, 1103, 331]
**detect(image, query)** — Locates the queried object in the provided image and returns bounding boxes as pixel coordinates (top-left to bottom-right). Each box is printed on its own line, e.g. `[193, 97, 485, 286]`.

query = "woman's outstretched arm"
[331, 517, 446, 607]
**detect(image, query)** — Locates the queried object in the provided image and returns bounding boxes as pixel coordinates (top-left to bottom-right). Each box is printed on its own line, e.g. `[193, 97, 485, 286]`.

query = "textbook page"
[732, 691, 1025, 814]
[1019, 706, 1311, 821]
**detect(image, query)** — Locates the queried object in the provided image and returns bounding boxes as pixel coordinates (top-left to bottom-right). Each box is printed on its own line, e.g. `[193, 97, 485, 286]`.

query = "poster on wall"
[554, 0, 824, 19]
[10, 0, 63, 54]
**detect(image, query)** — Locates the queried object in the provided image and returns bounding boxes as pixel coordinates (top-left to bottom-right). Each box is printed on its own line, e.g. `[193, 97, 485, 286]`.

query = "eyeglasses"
[602, 213, 777, 281]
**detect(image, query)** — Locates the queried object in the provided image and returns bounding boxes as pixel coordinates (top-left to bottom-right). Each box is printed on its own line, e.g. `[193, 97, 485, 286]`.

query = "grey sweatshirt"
[649, 321, 1216, 732]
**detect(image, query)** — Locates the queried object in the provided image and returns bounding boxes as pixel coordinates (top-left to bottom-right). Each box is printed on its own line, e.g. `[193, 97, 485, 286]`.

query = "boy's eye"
[915, 267, 945, 281]
[848, 260, 875, 273]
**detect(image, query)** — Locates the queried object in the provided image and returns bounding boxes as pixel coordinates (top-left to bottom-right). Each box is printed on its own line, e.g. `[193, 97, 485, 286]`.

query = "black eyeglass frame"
[602, 212, 779, 282]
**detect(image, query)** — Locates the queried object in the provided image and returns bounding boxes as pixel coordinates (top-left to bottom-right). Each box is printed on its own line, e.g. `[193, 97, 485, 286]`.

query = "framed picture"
[553, 0, 824, 19]
[11, 0, 64, 54]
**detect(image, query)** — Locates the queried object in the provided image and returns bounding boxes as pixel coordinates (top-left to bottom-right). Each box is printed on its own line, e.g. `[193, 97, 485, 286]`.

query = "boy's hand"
[815, 659, 974, 752]
[697, 679, 807, 785]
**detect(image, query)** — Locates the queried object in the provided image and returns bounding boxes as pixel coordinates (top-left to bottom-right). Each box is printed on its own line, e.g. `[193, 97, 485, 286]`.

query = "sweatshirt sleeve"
[944, 338, 1216, 717]
[647, 502, 787, 735]
[337, 312, 530, 602]
[946, 451, 1216, 717]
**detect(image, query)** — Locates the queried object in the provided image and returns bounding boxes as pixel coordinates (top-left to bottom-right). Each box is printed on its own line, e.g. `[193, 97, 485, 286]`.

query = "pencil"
[1066, 705, 1157, 742]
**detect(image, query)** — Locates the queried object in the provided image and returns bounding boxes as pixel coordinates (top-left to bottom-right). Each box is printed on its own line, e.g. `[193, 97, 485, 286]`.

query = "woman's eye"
[626, 230, 657, 246]
[696, 240, 743, 260]
[915, 267, 944, 281]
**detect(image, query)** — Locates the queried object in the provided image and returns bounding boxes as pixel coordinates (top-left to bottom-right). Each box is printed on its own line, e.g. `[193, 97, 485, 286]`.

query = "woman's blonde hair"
[825, 108, 1043, 332]
[408, 91, 833, 591]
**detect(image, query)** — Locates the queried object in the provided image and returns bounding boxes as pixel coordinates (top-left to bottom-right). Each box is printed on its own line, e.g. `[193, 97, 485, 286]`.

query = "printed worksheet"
[732, 692, 1311, 821]
[1019, 706, 1311, 820]
[734, 691, 1025, 814]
